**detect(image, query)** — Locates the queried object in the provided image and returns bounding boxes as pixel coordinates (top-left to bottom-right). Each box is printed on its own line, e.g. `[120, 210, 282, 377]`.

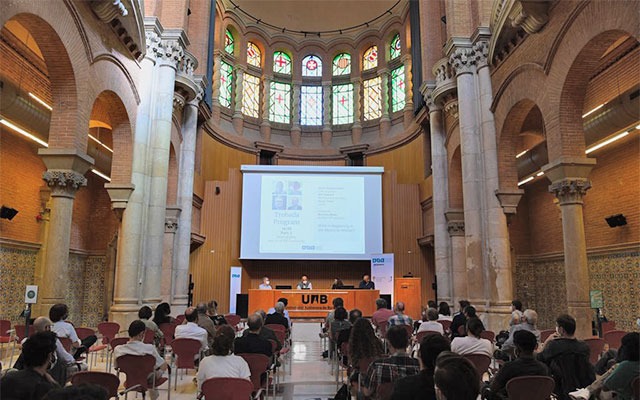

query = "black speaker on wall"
[379, 294, 392, 309]
[236, 294, 249, 318]
[605, 214, 627, 227]
[0, 206, 18, 220]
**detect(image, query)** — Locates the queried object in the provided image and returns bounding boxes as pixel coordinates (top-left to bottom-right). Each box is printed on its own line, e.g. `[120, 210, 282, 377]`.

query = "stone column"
[36, 151, 93, 315]
[446, 210, 467, 305]
[379, 68, 391, 137]
[351, 78, 362, 144]
[261, 76, 272, 141]
[162, 207, 180, 301]
[142, 28, 185, 307]
[211, 52, 222, 122]
[544, 157, 596, 338]
[322, 81, 332, 146]
[232, 65, 245, 134]
[450, 43, 486, 308]
[291, 81, 301, 146]
[474, 37, 513, 328]
[402, 54, 414, 127]
[424, 84, 452, 305]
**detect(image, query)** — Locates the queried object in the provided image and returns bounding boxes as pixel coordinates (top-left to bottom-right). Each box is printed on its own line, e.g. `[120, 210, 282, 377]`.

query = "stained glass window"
[242, 74, 260, 118]
[332, 84, 353, 125]
[332, 53, 351, 76]
[247, 42, 261, 67]
[219, 61, 233, 108]
[224, 29, 234, 55]
[273, 51, 291, 75]
[300, 86, 323, 126]
[390, 34, 401, 59]
[363, 77, 381, 120]
[391, 66, 406, 112]
[302, 55, 322, 77]
[269, 82, 291, 124]
[363, 46, 378, 70]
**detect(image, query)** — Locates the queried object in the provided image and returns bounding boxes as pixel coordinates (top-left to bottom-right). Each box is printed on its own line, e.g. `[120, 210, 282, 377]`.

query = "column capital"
[447, 221, 465, 237]
[173, 91, 186, 113]
[42, 170, 87, 198]
[549, 179, 592, 205]
[472, 40, 490, 69]
[443, 98, 459, 120]
[165, 206, 181, 233]
[421, 82, 441, 112]
[105, 183, 135, 221]
[542, 156, 596, 204]
[450, 46, 476, 76]
[38, 149, 93, 198]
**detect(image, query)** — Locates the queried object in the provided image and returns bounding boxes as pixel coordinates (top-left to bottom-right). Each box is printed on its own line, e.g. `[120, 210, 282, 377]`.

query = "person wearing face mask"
[259, 276, 272, 290]
[296, 274, 312, 290]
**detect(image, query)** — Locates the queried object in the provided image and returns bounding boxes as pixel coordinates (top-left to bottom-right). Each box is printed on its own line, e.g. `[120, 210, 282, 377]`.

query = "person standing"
[359, 274, 375, 289]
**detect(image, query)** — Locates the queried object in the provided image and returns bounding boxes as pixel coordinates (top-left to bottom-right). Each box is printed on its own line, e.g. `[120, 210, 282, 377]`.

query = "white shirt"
[113, 340, 165, 369]
[196, 354, 250, 390]
[175, 322, 209, 352]
[417, 321, 444, 334]
[451, 336, 493, 357]
[259, 283, 272, 290]
[438, 314, 453, 321]
[52, 321, 80, 346]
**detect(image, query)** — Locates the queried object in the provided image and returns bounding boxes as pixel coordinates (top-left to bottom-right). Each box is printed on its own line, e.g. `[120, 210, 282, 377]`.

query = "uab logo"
[301, 294, 328, 304]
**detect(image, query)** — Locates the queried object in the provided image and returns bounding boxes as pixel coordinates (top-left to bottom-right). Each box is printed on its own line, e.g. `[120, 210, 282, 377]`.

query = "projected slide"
[259, 175, 365, 254]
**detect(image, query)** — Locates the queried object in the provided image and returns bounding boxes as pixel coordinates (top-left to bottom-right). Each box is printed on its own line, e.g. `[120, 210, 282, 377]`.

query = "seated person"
[391, 333, 451, 400]
[433, 352, 480, 400]
[484, 330, 549, 400]
[113, 320, 168, 400]
[195, 303, 216, 349]
[510, 300, 524, 327]
[362, 325, 420, 398]
[206, 300, 227, 326]
[1, 331, 60, 398]
[296, 274, 312, 289]
[320, 297, 344, 340]
[388, 302, 413, 327]
[451, 318, 493, 357]
[417, 308, 444, 335]
[197, 325, 250, 392]
[438, 302, 453, 322]
[330, 307, 351, 349]
[152, 302, 175, 326]
[359, 274, 375, 289]
[500, 309, 540, 355]
[49, 303, 96, 360]
[536, 314, 595, 400]
[234, 313, 272, 358]
[267, 297, 291, 327]
[259, 276, 272, 290]
[265, 302, 290, 332]
[348, 318, 384, 385]
[42, 384, 108, 400]
[450, 300, 471, 338]
[138, 306, 164, 349]
[175, 307, 209, 355]
[372, 298, 395, 331]
[244, 310, 281, 352]
[331, 278, 344, 289]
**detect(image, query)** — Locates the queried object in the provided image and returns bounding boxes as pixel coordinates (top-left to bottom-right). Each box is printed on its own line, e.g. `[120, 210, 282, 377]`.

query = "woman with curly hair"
[348, 318, 384, 383]
[196, 325, 250, 391]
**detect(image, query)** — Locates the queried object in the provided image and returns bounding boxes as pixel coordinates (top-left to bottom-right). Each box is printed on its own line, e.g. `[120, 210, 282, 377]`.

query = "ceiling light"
[91, 168, 111, 182]
[0, 118, 49, 148]
[28, 93, 52, 111]
[636, 124, 640, 130]
[536, 171, 544, 177]
[518, 176, 534, 186]
[88, 134, 113, 153]
[585, 131, 629, 154]
[515, 150, 527, 159]
[582, 103, 604, 119]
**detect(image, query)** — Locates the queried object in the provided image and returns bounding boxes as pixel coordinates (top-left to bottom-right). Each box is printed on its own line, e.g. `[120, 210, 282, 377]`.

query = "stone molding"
[449, 46, 476, 76]
[447, 221, 465, 237]
[42, 171, 87, 198]
[144, 19, 188, 69]
[421, 82, 440, 113]
[104, 183, 135, 221]
[90, 0, 145, 60]
[548, 179, 592, 205]
[473, 40, 490, 69]
[165, 218, 179, 233]
[443, 99, 459, 120]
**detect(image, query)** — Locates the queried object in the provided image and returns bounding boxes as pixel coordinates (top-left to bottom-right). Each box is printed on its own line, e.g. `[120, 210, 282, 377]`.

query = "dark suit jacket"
[391, 369, 436, 400]
[242, 326, 281, 352]
[265, 312, 289, 330]
[234, 332, 272, 357]
[359, 280, 375, 289]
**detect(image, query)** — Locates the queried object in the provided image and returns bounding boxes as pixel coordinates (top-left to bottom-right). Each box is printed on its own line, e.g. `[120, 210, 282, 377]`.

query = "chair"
[116, 354, 170, 399]
[175, 314, 186, 325]
[416, 330, 441, 343]
[438, 319, 452, 335]
[463, 354, 492, 377]
[401, 323, 414, 339]
[0, 320, 16, 365]
[631, 375, 639, 400]
[603, 330, 627, 350]
[71, 371, 120, 399]
[76, 327, 106, 367]
[107, 337, 130, 371]
[480, 330, 496, 343]
[14, 324, 28, 342]
[225, 314, 242, 331]
[506, 375, 556, 400]
[60, 337, 74, 353]
[540, 329, 555, 343]
[238, 353, 271, 399]
[97, 322, 120, 345]
[143, 328, 155, 344]
[159, 323, 176, 346]
[264, 323, 285, 334]
[377, 382, 394, 400]
[457, 325, 466, 336]
[584, 337, 605, 365]
[170, 337, 201, 389]
[601, 321, 616, 334]
[201, 377, 253, 400]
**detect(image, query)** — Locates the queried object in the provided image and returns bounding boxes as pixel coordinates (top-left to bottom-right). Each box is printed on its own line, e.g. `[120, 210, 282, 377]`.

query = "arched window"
[390, 65, 405, 112]
[247, 42, 261, 67]
[363, 46, 378, 70]
[219, 61, 233, 108]
[269, 82, 291, 123]
[224, 29, 234, 55]
[390, 34, 401, 59]
[332, 53, 351, 76]
[273, 51, 291, 75]
[302, 55, 322, 77]
[332, 83, 353, 125]
[300, 86, 323, 126]
[363, 77, 381, 120]
[242, 74, 260, 117]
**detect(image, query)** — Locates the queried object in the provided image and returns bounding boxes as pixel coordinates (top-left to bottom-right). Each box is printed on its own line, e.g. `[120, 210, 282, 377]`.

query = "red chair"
[170, 338, 201, 389]
[175, 315, 186, 325]
[540, 329, 555, 343]
[416, 330, 441, 343]
[14, 324, 28, 342]
[238, 353, 271, 399]
[225, 314, 242, 330]
[463, 354, 492, 377]
[115, 354, 170, 399]
[584, 337, 605, 365]
[506, 375, 556, 400]
[0, 320, 16, 365]
[265, 323, 285, 333]
[480, 330, 495, 343]
[59, 337, 75, 353]
[401, 324, 414, 338]
[71, 371, 120, 399]
[143, 328, 155, 344]
[76, 327, 106, 367]
[107, 337, 130, 372]
[603, 330, 627, 350]
[97, 322, 120, 346]
[201, 377, 253, 400]
[438, 320, 452, 335]
[601, 321, 616, 334]
[159, 323, 176, 347]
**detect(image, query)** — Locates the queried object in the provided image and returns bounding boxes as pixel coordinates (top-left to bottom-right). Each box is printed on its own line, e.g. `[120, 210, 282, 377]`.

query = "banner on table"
[371, 253, 394, 301]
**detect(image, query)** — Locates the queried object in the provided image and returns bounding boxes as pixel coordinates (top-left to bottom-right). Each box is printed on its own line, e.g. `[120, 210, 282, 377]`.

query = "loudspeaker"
[380, 294, 392, 309]
[236, 293, 249, 318]
[0, 206, 18, 220]
[605, 214, 627, 227]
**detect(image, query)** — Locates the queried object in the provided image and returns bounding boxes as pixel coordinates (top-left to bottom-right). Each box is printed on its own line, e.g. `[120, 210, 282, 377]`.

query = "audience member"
[359, 274, 375, 289]
[43, 383, 108, 400]
[234, 313, 272, 358]
[113, 320, 168, 400]
[427, 300, 438, 310]
[348, 308, 362, 324]
[348, 318, 384, 384]
[451, 318, 493, 357]
[265, 302, 290, 331]
[569, 332, 639, 400]
[391, 333, 451, 400]
[138, 306, 164, 348]
[296, 274, 312, 289]
[536, 314, 595, 400]
[196, 303, 216, 348]
[197, 325, 250, 392]
[259, 276, 272, 290]
[510, 300, 524, 327]
[433, 352, 480, 400]
[501, 309, 540, 354]
[372, 298, 395, 331]
[175, 307, 209, 355]
[49, 303, 97, 359]
[484, 330, 549, 400]
[450, 300, 470, 338]
[362, 325, 420, 398]
[267, 297, 291, 326]
[330, 307, 352, 349]
[207, 300, 227, 326]
[1, 331, 60, 399]
[388, 302, 413, 327]
[417, 308, 444, 334]
[438, 302, 452, 321]
[152, 302, 175, 326]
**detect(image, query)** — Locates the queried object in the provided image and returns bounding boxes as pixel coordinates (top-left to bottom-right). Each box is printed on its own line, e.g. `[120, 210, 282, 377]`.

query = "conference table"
[248, 289, 380, 318]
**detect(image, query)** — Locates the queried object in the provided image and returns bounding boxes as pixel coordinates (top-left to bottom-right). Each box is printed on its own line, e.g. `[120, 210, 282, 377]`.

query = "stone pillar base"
[483, 304, 513, 333]
[569, 302, 594, 339]
[109, 304, 142, 331]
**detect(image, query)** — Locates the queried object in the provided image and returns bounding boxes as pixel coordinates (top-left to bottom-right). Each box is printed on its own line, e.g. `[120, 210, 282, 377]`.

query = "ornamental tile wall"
[82, 255, 107, 328]
[0, 247, 37, 323]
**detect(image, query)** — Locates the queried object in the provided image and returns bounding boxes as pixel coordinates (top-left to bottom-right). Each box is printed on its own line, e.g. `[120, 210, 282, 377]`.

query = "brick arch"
[448, 146, 463, 210]
[2, 10, 90, 152]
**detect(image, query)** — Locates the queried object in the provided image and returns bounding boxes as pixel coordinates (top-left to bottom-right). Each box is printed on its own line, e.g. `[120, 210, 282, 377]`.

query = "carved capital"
[447, 221, 465, 237]
[549, 179, 591, 205]
[450, 47, 476, 75]
[145, 30, 162, 60]
[421, 82, 440, 112]
[42, 171, 87, 198]
[509, 0, 551, 34]
[443, 98, 459, 120]
[157, 39, 184, 68]
[105, 183, 135, 221]
[173, 91, 186, 113]
[473, 40, 490, 68]
[165, 217, 179, 233]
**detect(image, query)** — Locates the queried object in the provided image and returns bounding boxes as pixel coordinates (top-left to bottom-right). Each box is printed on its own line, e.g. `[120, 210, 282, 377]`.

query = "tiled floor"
[1, 322, 345, 400]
